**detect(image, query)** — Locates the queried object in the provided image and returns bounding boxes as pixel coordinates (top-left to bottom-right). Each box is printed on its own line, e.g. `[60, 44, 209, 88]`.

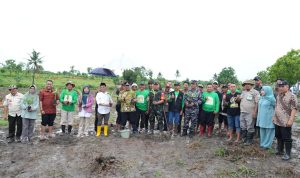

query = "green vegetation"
[0, 119, 8, 126]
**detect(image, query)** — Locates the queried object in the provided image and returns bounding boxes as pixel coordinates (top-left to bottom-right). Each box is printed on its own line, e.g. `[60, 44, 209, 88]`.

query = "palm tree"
[175, 69, 181, 80]
[27, 50, 43, 85]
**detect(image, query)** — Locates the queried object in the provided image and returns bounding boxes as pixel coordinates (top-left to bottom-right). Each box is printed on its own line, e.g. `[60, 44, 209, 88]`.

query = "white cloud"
[0, 0, 299, 82]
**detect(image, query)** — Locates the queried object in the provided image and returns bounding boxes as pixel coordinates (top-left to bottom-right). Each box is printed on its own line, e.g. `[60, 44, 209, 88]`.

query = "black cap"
[100, 83, 106, 86]
[254, 76, 261, 81]
[148, 80, 154, 85]
[153, 81, 159, 85]
[124, 82, 130, 86]
[191, 80, 197, 84]
[222, 85, 228, 88]
[174, 81, 180, 86]
[277, 80, 289, 86]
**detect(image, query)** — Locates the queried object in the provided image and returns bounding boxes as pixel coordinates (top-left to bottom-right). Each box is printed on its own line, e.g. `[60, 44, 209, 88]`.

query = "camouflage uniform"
[183, 88, 202, 135]
[149, 89, 165, 133]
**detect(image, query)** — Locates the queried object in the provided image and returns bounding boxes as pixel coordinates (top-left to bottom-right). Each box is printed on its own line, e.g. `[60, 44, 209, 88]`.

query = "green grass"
[0, 71, 116, 90]
[295, 116, 300, 124]
[0, 119, 8, 126]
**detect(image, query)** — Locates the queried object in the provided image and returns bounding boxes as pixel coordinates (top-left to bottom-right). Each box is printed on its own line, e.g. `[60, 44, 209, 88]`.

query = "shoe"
[21, 137, 29, 144]
[15, 137, 21, 143]
[40, 135, 46, 141]
[181, 129, 187, 137]
[7, 137, 15, 143]
[48, 133, 56, 138]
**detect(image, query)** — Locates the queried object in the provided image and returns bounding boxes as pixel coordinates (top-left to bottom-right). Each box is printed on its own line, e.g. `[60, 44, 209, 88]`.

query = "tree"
[257, 69, 272, 84]
[148, 69, 153, 79]
[212, 73, 218, 82]
[70, 65, 75, 75]
[216, 67, 239, 84]
[122, 69, 138, 83]
[175, 69, 181, 79]
[1, 59, 18, 76]
[268, 49, 300, 85]
[87, 67, 92, 74]
[27, 50, 43, 85]
[157, 72, 163, 80]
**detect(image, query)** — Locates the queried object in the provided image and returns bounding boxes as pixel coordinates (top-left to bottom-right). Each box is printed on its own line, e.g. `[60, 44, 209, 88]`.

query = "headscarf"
[259, 86, 275, 106]
[82, 85, 90, 105]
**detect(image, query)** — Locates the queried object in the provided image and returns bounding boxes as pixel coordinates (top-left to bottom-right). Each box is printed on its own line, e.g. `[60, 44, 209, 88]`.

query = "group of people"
[2, 76, 298, 161]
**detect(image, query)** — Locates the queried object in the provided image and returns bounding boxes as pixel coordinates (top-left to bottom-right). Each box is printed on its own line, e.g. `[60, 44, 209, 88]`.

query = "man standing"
[96, 83, 113, 137]
[119, 82, 137, 132]
[168, 82, 184, 136]
[163, 83, 171, 131]
[254, 76, 263, 93]
[183, 80, 202, 138]
[200, 84, 219, 137]
[178, 81, 190, 134]
[273, 80, 298, 160]
[148, 81, 165, 134]
[218, 85, 229, 135]
[39, 80, 60, 140]
[135, 81, 149, 133]
[60, 81, 78, 134]
[3, 85, 24, 143]
[239, 80, 259, 145]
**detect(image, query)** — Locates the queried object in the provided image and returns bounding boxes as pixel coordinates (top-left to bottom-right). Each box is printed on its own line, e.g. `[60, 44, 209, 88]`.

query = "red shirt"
[39, 89, 59, 114]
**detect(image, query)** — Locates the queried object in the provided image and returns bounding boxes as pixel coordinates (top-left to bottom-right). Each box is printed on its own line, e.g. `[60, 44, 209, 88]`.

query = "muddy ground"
[1, 115, 300, 178]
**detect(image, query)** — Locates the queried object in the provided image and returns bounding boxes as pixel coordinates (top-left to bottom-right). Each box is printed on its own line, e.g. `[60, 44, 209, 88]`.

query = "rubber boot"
[244, 132, 254, 146]
[207, 125, 213, 137]
[61, 125, 66, 133]
[173, 124, 178, 136]
[275, 139, 284, 155]
[282, 141, 292, 161]
[181, 129, 187, 137]
[97, 126, 102, 137]
[241, 130, 247, 143]
[104, 125, 108, 137]
[68, 125, 72, 134]
[199, 125, 205, 137]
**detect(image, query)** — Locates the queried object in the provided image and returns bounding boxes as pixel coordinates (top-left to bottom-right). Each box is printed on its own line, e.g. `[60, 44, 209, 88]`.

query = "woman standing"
[78, 86, 94, 137]
[21, 85, 39, 143]
[257, 86, 275, 149]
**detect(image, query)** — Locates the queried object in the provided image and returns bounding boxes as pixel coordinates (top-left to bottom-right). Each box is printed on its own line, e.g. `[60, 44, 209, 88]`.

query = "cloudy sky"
[0, 0, 299, 81]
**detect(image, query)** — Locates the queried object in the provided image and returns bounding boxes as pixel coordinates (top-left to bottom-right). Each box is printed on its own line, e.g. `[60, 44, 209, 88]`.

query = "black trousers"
[200, 110, 215, 126]
[136, 108, 146, 129]
[121, 112, 137, 132]
[8, 115, 22, 138]
[145, 112, 149, 130]
[275, 125, 292, 142]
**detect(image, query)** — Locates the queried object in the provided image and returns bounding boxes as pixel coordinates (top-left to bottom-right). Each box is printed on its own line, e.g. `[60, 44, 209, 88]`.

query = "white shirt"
[3, 92, 24, 117]
[96, 92, 113, 114]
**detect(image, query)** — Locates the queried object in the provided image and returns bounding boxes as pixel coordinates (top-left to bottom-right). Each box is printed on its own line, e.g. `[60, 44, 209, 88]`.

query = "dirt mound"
[90, 155, 123, 176]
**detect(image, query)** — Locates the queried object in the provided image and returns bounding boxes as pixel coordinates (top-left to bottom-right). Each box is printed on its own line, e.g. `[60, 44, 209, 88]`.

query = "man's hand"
[287, 119, 294, 127]
[3, 115, 8, 120]
[63, 101, 68, 105]
[252, 111, 257, 119]
[41, 110, 45, 115]
[180, 111, 183, 115]
[153, 101, 157, 105]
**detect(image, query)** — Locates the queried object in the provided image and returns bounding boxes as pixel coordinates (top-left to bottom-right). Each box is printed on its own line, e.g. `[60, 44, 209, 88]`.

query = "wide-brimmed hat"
[242, 80, 255, 86]
[8, 85, 18, 91]
[66, 81, 75, 87]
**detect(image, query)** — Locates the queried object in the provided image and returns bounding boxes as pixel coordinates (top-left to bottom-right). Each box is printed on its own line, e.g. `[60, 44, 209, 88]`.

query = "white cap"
[132, 83, 138, 87]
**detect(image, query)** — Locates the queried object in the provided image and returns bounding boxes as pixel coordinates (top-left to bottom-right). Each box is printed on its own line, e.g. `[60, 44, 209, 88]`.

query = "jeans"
[227, 114, 240, 132]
